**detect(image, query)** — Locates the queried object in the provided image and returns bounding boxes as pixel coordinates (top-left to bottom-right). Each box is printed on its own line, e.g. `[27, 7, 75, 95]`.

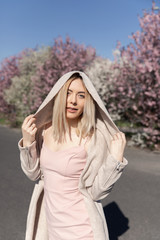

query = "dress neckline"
[42, 141, 86, 154]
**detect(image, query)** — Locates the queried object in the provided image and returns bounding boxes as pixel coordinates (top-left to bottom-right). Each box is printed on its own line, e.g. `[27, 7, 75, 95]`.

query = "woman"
[18, 71, 128, 240]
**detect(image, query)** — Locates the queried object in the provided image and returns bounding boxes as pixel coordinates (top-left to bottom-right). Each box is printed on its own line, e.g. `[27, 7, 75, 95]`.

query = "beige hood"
[33, 70, 120, 138]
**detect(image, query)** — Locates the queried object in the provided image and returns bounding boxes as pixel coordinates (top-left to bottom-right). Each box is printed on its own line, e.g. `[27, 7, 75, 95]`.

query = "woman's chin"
[66, 113, 82, 122]
[66, 115, 79, 120]
[66, 111, 81, 119]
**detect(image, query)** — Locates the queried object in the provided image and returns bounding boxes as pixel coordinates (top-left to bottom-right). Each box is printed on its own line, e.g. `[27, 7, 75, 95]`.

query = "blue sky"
[0, 0, 159, 62]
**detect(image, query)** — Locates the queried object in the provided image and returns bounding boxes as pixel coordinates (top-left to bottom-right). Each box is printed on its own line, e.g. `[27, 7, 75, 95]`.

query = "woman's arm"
[87, 153, 128, 201]
[87, 131, 128, 201]
[18, 114, 41, 181]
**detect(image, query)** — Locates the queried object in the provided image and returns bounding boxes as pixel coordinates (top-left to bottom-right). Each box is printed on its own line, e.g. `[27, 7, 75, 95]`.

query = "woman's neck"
[66, 119, 80, 140]
[67, 118, 78, 130]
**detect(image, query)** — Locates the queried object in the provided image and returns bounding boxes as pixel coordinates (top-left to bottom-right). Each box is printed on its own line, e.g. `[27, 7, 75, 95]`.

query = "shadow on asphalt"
[103, 202, 129, 240]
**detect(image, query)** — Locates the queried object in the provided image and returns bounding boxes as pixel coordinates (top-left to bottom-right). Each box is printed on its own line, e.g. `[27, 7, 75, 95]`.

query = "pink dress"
[40, 140, 94, 240]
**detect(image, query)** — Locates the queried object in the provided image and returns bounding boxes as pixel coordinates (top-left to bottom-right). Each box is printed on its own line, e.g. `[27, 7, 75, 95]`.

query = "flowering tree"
[2, 36, 96, 125]
[30, 36, 96, 110]
[85, 56, 122, 121]
[4, 47, 51, 124]
[0, 55, 21, 121]
[111, 2, 160, 150]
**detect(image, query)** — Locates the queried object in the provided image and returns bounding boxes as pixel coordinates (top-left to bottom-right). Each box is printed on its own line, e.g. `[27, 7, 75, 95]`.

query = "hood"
[33, 70, 120, 137]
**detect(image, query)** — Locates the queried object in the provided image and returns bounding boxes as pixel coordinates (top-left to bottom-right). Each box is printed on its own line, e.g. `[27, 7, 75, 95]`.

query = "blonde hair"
[52, 73, 95, 143]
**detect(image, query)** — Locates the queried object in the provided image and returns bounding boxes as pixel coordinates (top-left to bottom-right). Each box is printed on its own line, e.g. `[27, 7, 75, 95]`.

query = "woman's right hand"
[21, 114, 37, 147]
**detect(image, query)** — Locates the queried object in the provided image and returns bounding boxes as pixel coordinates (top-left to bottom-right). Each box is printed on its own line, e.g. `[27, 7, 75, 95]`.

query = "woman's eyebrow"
[68, 89, 85, 94]
[78, 91, 85, 94]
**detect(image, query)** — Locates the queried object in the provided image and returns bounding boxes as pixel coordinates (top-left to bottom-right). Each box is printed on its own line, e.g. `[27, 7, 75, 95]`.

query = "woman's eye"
[79, 94, 85, 99]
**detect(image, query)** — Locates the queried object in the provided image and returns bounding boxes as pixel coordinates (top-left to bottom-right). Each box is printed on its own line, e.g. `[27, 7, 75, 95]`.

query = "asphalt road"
[0, 125, 160, 240]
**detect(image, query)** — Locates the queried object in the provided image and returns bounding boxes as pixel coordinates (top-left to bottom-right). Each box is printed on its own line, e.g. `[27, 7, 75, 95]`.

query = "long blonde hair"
[52, 73, 95, 142]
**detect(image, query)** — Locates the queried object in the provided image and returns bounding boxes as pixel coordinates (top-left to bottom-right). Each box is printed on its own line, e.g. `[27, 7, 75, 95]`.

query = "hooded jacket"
[18, 70, 128, 240]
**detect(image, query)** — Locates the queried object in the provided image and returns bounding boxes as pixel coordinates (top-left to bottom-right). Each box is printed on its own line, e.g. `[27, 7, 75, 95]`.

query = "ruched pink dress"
[40, 140, 94, 240]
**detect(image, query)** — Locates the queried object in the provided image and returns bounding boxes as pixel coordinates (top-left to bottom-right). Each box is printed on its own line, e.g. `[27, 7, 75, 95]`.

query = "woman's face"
[66, 78, 86, 121]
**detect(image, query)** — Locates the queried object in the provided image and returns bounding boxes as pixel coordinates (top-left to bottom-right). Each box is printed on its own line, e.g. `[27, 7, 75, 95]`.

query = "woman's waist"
[44, 183, 81, 196]
[43, 172, 80, 190]
[44, 189, 84, 209]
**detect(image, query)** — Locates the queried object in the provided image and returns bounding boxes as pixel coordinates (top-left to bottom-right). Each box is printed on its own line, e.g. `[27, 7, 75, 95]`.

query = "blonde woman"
[18, 71, 128, 240]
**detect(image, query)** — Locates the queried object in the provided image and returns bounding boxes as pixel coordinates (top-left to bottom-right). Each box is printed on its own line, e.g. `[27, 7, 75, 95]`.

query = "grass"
[115, 120, 138, 128]
[0, 116, 22, 128]
[0, 117, 10, 126]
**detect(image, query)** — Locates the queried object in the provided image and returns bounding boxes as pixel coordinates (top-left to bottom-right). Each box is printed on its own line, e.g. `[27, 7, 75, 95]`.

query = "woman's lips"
[67, 107, 78, 113]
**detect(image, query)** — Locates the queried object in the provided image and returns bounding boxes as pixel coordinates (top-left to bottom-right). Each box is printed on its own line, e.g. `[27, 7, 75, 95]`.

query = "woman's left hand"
[110, 131, 126, 162]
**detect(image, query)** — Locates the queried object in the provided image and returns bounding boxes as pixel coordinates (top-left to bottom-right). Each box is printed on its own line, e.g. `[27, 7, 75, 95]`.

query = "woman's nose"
[70, 94, 77, 105]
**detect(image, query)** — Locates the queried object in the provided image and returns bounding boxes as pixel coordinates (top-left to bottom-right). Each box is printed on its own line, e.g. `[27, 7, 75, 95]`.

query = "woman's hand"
[110, 131, 126, 162]
[21, 114, 37, 147]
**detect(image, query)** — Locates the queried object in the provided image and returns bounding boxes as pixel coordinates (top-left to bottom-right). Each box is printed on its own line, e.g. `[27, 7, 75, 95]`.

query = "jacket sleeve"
[18, 138, 42, 181]
[87, 154, 128, 201]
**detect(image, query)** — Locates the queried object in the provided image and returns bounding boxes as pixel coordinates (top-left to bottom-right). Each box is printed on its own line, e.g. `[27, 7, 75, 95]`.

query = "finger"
[32, 127, 37, 135]
[28, 123, 35, 131]
[118, 131, 126, 139]
[115, 132, 122, 139]
[22, 121, 36, 133]
[113, 132, 125, 141]
[112, 133, 118, 140]
[24, 114, 34, 123]
[32, 123, 36, 128]
[22, 115, 35, 127]
[27, 124, 36, 135]
[25, 117, 36, 128]
[121, 132, 126, 143]
[120, 132, 125, 141]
